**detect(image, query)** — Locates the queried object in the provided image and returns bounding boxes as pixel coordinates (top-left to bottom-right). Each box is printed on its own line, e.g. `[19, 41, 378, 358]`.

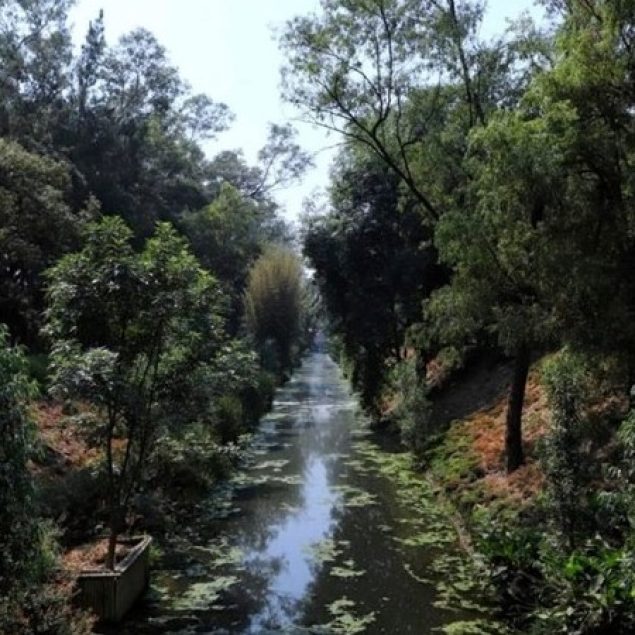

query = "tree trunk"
[106, 504, 125, 570]
[106, 526, 118, 570]
[506, 343, 530, 473]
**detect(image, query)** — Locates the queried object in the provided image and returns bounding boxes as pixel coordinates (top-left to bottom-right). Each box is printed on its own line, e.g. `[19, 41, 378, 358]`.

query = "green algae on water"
[171, 575, 239, 611]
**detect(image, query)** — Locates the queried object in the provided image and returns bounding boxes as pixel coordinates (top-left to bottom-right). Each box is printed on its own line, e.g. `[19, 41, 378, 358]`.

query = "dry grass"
[443, 370, 550, 507]
[31, 401, 132, 476]
[63, 538, 132, 572]
[31, 402, 100, 472]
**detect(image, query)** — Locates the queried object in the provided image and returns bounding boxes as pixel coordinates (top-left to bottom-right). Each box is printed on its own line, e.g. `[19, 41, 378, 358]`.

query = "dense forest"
[3, 0, 635, 633]
[0, 1, 314, 631]
[294, 0, 635, 632]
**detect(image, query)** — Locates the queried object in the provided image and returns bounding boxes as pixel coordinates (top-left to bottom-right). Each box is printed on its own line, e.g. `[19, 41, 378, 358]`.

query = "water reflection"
[111, 353, 466, 634]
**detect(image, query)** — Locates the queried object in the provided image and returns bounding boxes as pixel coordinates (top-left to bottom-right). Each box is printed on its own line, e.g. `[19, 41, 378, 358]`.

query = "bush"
[27, 353, 50, 393]
[152, 426, 241, 492]
[0, 325, 91, 633]
[215, 395, 245, 444]
[541, 350, 589, 549]
[240, 370, 276, 426]
[391, 357, 432, 456]
[0, 576, 94, 635]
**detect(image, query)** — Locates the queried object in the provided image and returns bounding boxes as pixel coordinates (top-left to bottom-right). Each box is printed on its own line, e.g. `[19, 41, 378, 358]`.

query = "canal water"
[111, 352, 481, 634]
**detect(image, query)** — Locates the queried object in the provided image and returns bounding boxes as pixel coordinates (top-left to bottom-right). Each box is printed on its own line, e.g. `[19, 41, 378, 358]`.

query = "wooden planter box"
[75, 535, 152, 623]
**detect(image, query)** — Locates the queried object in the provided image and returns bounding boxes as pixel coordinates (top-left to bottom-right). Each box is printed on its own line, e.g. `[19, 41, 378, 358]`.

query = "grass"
[428, 370, 550, 517]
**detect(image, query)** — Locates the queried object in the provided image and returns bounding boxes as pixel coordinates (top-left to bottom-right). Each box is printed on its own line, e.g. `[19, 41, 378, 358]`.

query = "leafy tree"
[244, 247, 305, 375]
[46, 217, 226, 568]
[0, 1, 236, 239]
[206, 123, 311, 203]
[286, 0, 554, 463]
[303, 146, 442, 415]
[281, 0, 543, 220]
[427, 104, 570, 470]
[66, 27, 232, 237]
[0, 0, 74, 148]
[428, 0, 635, 470]
[0, 138, 90, 343]
[181, 184, 276, 332]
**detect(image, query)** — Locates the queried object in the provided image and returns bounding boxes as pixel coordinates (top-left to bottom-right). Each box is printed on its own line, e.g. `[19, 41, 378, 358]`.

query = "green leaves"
[244, 247, 306, 375]
[0, 324, 52, 598]
[45, 217, 230, 559]
[0, 139, 85, 342]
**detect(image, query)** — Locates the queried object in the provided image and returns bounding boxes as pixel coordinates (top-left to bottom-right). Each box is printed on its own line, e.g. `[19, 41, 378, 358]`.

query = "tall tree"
[428, 0, 635, 469]
[285, 0, 553, 468]
[0, 138, 90, 343]
[303, 145, 443, 414]
[0, 0, 74, 148]
[244, 248, 305, 375]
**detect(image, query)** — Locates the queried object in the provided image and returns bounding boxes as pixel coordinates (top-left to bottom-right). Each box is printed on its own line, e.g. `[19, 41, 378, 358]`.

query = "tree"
[426, 104, 570, 470]
[280, 0, 533, 221]
[0, 2, 236, 240]
[181, 183, 282, 333]
[284, 0, 554, 466]
[427, 0, 635, 470]
[46, 217, 226, 568]
[0, 138, 89, 343]
[303, 145, 443, 415]
[0, 0, 74, 148]
[66, 27, 232, 237]
[244, 248, 305, 375]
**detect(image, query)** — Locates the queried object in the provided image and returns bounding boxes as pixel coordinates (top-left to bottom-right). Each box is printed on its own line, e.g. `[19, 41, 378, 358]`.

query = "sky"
[69, 0, 543, 223]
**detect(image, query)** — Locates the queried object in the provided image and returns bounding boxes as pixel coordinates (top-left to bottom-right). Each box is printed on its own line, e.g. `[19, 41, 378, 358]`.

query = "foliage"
[302, 146, 442, 416]
[0, 0, 307, 622]
[152, 424, 243, 492]
[181, 183, 283, 332]
[244, 247, 306, 375]
[390, 356, 432, 455]
[0, 325, 46, 595]
[541, 351, 589, 549]
[0, 139, 90, 343]
[46, 217, 227, 568]
[0, 325, 92, 633]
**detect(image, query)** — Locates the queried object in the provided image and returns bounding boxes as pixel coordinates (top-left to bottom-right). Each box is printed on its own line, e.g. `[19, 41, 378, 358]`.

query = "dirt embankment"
[425, 355, 550, 512]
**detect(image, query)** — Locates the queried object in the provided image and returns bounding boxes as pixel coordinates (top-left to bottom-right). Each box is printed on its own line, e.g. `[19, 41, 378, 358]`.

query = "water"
[112, 353, 475, 634]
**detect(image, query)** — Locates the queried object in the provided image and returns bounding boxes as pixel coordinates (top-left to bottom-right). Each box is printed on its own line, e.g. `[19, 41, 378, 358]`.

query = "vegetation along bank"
[2, 1, 635, 633]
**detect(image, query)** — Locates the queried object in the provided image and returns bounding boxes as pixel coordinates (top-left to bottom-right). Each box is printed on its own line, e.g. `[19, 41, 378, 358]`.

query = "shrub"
[152, 425, 240, 492]
[541, 350, 589, 549]
[0, 325, 92, 633]
[391, 357, 432, 456]
[240, 370, 276, 426]
[215, 395, 245, 444]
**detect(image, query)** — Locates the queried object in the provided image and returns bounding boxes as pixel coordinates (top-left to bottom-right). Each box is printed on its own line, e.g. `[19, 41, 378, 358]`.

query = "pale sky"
[69, 0, 543, 223]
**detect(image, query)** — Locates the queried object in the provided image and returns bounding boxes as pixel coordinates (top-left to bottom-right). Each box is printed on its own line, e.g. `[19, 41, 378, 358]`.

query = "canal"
[110, 352, 485, 634]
